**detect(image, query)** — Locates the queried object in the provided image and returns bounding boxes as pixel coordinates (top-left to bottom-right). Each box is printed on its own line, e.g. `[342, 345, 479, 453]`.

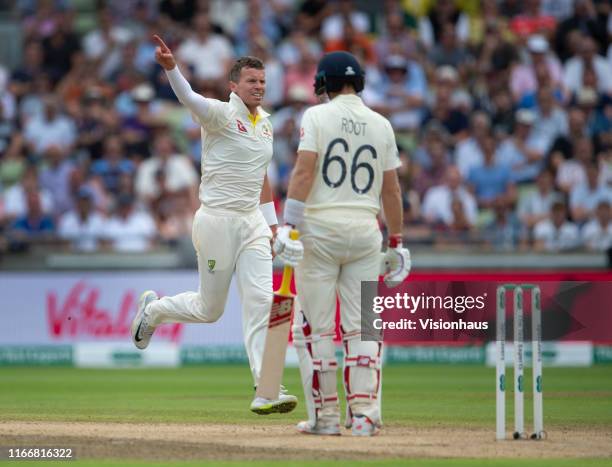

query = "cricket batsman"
[273, 51, 411, 436]
[131, 35, 303, 414]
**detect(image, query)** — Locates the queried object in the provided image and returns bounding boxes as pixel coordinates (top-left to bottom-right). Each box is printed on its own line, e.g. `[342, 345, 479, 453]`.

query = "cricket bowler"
[273, 51, 411, 436]
[131, 35, 303, 414]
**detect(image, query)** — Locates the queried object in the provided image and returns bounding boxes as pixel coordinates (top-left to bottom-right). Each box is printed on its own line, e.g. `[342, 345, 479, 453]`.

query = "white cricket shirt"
[298, 94, 400, 217]
[166, 67, 273, 213]
[198, 93, 273, 212]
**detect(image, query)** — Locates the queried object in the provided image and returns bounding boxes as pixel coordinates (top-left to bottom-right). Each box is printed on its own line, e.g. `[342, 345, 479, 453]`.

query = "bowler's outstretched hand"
[153, 34, 176, 70]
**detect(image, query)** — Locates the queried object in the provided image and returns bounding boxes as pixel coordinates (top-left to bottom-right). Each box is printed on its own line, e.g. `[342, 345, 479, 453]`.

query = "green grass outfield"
[1, 365, 611, 465]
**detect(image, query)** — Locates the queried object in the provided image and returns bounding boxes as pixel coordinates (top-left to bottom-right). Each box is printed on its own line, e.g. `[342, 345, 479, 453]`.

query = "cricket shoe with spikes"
[296, 419, 341, 436]
[250, 386, 298, 415]
[131, 290, 159, 350]
[351, 415, 379, 436]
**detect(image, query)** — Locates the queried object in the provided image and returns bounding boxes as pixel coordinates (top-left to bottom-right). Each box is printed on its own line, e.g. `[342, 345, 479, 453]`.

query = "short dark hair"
[229, 56, 264, 83]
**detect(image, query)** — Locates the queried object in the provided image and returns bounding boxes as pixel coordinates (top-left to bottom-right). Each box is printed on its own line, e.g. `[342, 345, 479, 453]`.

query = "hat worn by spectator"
[287, 84, 310, 103]
[131, 83, 155, 102]
[576, 87, 598, 106]
[516, 108, 537, 125]
[436, 66, 459, 83]
[385, 55, 408, 71]
[527, 35, 549, 54]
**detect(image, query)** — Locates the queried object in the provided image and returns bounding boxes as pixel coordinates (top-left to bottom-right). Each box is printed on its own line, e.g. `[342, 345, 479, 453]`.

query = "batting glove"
[273, 225, 304, 267]
[380, 234, 411, 288]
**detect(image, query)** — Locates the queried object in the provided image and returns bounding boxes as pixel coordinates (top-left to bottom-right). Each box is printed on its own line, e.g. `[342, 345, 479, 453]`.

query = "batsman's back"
[298, 95, 400, 218]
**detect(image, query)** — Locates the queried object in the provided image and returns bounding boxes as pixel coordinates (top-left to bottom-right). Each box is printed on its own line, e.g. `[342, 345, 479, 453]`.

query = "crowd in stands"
[0, 0, 610, 255]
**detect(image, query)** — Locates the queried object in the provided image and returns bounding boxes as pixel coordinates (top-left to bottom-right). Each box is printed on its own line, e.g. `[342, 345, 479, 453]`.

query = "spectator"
[581, 200, 612, 251]
[510, 35, 563, 104]
[101, 193, 156, 252]
[176, 13, 233, 87]
[533, 199, 580, 251]
[364, 54, 426, 131]
[454, 111, 490, 178]
[570, 162, 612, 224]
[563, 34, 612, 96]
[468, 0, 512, 47]
[296, 0, 331, 35]
[418, 0, 469, 49]
[321, 0, 370, 42]
[547, 106, 587, 167]
[489, 88, 515, 138]
[412, 121, 451, 170]
[20, 0, 62, 41]
[7, 190, 55, 250]
[517, 169, 560, 230]
[374, 11, 417, 67]
[484, 204, 527, 251]
[496, 109, 544, 183]
[531, 86, 568, 154]
[556, 136, 594, 193]
[555, 1, 608, 62]
[9, 41, 45, 102]
[3, 165, 54, 222]
[282, 48, 319, 106]
[427, 22, 473, 73]
[467, 134, 517, 209]
[23, 95, 76, 156]
[82, 6, 133, 81]
[91, 135, 135, 195]
[135, 132, 198, 209]
[325, 17, 376, 65]
[74, 88, 118, 161]
[39, 144, 74, 217]
[413, 137, 450, 199]
[277, 28, 322, 67]
[422, 166, 478, 228]
[57, 186, 105, 252]
[120, 83, 161, 158]
[41, 9, 81, 81]
[421, 68, 469, 140]
[159, 0, 197, 27]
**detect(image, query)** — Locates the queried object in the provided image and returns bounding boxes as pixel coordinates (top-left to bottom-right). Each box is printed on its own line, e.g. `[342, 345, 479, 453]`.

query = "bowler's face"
[231, 67, 265, 111]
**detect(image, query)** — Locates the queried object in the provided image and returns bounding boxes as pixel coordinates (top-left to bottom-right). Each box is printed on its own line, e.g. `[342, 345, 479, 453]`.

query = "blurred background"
[0, 0, 610, 271]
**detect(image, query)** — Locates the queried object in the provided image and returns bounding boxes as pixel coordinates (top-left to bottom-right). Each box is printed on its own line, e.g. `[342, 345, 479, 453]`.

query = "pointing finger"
[152, 34, 170, 52]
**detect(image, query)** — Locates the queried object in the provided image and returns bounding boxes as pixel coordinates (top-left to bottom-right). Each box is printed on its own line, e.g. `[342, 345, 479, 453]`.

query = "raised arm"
[153, 34, 210, 121]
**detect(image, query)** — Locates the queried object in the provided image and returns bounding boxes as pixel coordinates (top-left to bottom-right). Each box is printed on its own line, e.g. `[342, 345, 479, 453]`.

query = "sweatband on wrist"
[389, 234, 403, 248]
[259, 202, 278, 226]
[283, 198, 305, 226]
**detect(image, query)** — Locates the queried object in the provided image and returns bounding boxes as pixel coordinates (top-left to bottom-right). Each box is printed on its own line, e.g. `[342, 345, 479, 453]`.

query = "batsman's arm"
[287, 151, 317, 202]
[381, 169, 403, 237]
[282, 150, 317, 227]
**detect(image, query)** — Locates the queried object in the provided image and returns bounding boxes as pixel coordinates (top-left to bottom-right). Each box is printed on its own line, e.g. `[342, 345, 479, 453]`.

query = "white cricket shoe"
[351, 415, 379, 436]
[296, 419, 341, 436]
[131, 290, 159, 350]
[250, 386, 298, 415]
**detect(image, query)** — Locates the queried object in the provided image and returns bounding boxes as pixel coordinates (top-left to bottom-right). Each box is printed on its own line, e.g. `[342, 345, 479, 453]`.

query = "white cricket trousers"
[296, 213, 382, 333]
[294, 212, 383, 425]
[148, 205, 273, 383]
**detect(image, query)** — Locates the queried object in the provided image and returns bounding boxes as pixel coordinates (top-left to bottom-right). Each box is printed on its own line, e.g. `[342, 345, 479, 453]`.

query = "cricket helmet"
[313, 51, 365, 96]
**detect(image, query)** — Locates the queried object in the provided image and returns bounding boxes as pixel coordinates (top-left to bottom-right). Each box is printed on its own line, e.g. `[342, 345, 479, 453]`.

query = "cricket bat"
[256, 229, 299, 401]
